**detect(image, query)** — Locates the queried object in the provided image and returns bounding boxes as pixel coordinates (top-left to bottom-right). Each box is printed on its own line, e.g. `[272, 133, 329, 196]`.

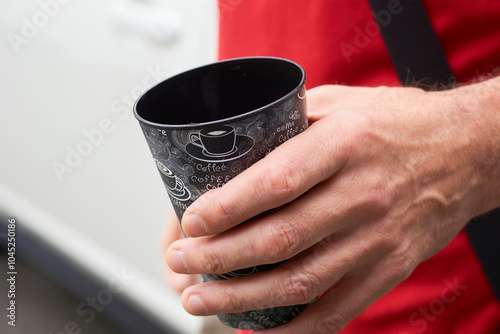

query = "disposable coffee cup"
[134, 57, 309, 330]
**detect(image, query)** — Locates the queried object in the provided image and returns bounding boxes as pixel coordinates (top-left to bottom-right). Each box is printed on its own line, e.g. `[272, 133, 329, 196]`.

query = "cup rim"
[133, 56, 306, 130]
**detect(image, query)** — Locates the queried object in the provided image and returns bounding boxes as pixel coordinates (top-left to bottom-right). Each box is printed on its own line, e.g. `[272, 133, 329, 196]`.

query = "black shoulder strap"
[368, 0, 456, 89]
[467, 209, 500, 300]
[368, 0, 500, 300]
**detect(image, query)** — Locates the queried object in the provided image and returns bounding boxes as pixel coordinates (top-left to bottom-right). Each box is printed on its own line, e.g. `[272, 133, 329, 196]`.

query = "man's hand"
[165, 79, 500, 333]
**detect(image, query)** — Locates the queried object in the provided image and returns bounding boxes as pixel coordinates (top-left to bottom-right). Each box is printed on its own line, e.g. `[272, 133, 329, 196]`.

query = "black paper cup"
[134, 57, 309, 330]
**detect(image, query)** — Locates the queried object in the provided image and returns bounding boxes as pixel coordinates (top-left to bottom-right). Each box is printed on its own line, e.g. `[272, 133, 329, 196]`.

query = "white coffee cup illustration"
[189, 125, 236, 156]
[156, 160, 182, 190]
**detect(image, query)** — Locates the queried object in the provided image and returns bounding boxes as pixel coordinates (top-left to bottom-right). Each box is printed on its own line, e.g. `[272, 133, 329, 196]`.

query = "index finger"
[181, 117, 349, 237]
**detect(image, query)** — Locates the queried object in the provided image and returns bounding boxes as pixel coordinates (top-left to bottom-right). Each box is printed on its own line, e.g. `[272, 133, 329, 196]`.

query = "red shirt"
[218, 0, 500, 333]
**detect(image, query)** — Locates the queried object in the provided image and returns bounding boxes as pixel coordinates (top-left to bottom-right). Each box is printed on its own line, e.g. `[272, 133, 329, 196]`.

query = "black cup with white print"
[134, 57, 309, 330]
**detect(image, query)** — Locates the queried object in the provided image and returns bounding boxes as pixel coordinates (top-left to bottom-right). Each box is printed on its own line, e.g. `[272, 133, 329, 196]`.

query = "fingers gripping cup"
[134, 57, 309, 330]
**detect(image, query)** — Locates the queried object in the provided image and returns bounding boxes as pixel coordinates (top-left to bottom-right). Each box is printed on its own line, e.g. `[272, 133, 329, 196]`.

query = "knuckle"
[356, 174, 393, 216]
[221, 288, 245, 313]
[316, 310, 351, 333]
[388, 252, 415, 282]
[265, 160, 301, 200]
[343, 111, 373, 143]
[262, 222, 301, 261]
[367, 178, 392, 210]
[203, 188, 238, 228]
[216, 197, 237, 227]
[394, 265, 413, 283]
[279, 268, 321, 304]
[201, 245, 228, 274]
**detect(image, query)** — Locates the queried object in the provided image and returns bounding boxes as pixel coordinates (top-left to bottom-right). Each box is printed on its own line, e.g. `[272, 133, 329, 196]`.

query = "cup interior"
[135, 58, 304, 126]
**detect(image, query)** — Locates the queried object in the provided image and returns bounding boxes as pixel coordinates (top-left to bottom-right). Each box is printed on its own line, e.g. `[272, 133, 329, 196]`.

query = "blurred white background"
[0, 0, 218, 332]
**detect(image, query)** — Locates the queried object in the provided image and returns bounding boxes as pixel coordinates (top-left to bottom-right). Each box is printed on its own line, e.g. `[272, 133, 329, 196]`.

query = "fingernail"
[188, 294, 207, 315]
[183, 213, 208, 236]
[169, 250, 189, 273]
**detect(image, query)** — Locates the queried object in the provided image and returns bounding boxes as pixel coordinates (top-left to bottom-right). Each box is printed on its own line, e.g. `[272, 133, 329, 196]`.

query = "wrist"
[445, 77, 500, 219]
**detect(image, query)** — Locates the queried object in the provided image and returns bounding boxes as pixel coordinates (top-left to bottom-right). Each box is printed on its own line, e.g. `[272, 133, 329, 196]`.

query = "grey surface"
[0, 251, 126, 334]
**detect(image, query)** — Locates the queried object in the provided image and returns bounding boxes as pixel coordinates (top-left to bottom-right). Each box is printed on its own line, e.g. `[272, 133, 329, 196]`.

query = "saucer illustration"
[166, 185, 191, 201]
[185, 135, 254, 163]
[202, 146, 238, 158]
